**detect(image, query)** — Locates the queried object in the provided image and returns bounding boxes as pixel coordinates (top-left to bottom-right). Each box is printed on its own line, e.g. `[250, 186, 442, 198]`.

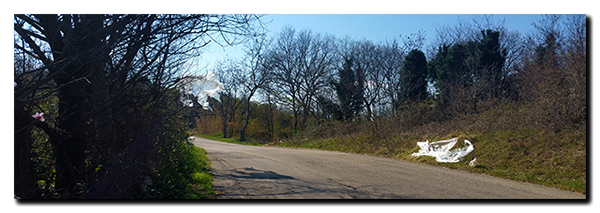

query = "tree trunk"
[54, 84, 89, 195]
[365, 102, 373, 122]
[51, 15, 105, 195]
[88, 16, 115, 166]
[240, 98, 251, 142]
[267, 100, 274, 139]
[14, 101, 41, 199]
[221, 98, 229, 138]
[222, 114, 228, 138]
[293, 107, 299, 131]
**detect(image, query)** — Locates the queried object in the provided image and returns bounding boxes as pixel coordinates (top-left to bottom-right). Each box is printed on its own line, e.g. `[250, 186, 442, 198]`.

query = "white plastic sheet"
[186, 136, 195, 146]
[179, 73, 223, 110]
[411, 138, 474, 163]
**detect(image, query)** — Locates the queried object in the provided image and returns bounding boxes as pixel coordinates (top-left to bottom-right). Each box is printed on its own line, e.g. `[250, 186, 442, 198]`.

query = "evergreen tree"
[475, 29, 507, 98]
[316, 95, 343, 121]
[399, 49, 429, 105]
[426, 44, 449, 102]
[331, 57, 364, 120]
[428, 30, 506, 105]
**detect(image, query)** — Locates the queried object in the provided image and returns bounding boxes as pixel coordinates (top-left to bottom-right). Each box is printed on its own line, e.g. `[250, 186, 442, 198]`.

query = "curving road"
[192, 137, 586, 199]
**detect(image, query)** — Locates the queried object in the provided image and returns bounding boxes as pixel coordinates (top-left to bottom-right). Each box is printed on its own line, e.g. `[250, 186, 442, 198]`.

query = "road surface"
[192, 137, 586, 199]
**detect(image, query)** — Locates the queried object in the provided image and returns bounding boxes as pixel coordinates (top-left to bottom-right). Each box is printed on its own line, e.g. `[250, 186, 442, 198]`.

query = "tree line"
[192, 15, 585, 145]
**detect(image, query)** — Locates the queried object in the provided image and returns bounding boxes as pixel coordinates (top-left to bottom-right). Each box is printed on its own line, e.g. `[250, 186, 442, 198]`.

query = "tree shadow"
[212, 167, 416, 199]
[229, 167, 295, 180]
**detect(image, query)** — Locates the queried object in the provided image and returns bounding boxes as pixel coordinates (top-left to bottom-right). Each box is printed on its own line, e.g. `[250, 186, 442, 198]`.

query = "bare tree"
[14, 14, 264, 199]
[378, 39, 405, 114]
[399, 30, 427, 53]
[267, 27, 302, 129]
[239, 35, 271, 142]
[213, 59, 244, 139]
[297, 30, 338, 126]
[516, 14, 586, 131]
[268, 27, 338, 129]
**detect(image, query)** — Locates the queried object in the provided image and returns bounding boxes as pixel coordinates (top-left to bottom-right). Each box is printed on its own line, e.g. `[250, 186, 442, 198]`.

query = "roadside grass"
[191, 101, 587, 195]
[180, 146, 215, 199]
[272, 124, 587, 195]
[403, 129, 586, 194]
[194, 132, 267, 146]
[145, 143, 215, 199]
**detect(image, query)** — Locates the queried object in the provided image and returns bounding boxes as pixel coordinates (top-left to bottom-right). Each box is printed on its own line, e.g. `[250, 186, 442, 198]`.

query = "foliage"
[144, 143, 214, 199]
[136, 102, 215, 199]
[194, 133, 264, 146]
[316, 95, 343, 121]
[427, 29, 507, 115]
[192, 100, 295, 143]
[399, 49, 429, 105]
[330, 57, 365, 121]
[14, 14, 263, 199]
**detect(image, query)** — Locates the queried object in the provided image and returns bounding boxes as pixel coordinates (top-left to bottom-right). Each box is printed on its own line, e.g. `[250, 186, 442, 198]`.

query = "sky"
[185, 14, 548, 108]
[194, 14, 545, 73]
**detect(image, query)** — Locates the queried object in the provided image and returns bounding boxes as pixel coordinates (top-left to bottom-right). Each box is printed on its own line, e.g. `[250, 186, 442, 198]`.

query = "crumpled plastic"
[186, 136, 195, 146]
[411, 138, 474, 163]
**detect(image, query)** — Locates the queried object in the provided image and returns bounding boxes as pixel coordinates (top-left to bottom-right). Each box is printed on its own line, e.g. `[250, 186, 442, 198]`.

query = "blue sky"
[195, 14, 545, 73]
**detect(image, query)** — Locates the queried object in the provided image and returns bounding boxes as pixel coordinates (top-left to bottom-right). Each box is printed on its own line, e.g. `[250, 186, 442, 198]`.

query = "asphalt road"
[192, 137, 586, 199]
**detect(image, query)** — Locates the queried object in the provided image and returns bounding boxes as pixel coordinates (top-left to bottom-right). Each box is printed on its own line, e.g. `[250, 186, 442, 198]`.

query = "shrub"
[144, 143, 214, 199]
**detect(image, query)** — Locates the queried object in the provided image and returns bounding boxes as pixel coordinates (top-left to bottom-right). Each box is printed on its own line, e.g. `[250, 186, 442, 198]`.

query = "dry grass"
[272, 100, 587, 194]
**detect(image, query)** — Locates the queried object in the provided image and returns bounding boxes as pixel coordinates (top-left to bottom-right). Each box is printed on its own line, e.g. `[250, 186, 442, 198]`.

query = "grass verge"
[194, 133, 266, 146]
[272, 127, 586, 195]
[145, 143, 215, 199]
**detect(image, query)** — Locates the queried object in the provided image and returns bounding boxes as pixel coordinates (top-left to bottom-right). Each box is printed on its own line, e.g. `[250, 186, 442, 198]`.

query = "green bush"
[143, 140, 214, 199]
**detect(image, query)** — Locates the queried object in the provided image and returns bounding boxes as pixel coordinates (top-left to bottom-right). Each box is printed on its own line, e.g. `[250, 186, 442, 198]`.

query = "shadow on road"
[230, 167, 295, 180]
[212, 167, 415, 199]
